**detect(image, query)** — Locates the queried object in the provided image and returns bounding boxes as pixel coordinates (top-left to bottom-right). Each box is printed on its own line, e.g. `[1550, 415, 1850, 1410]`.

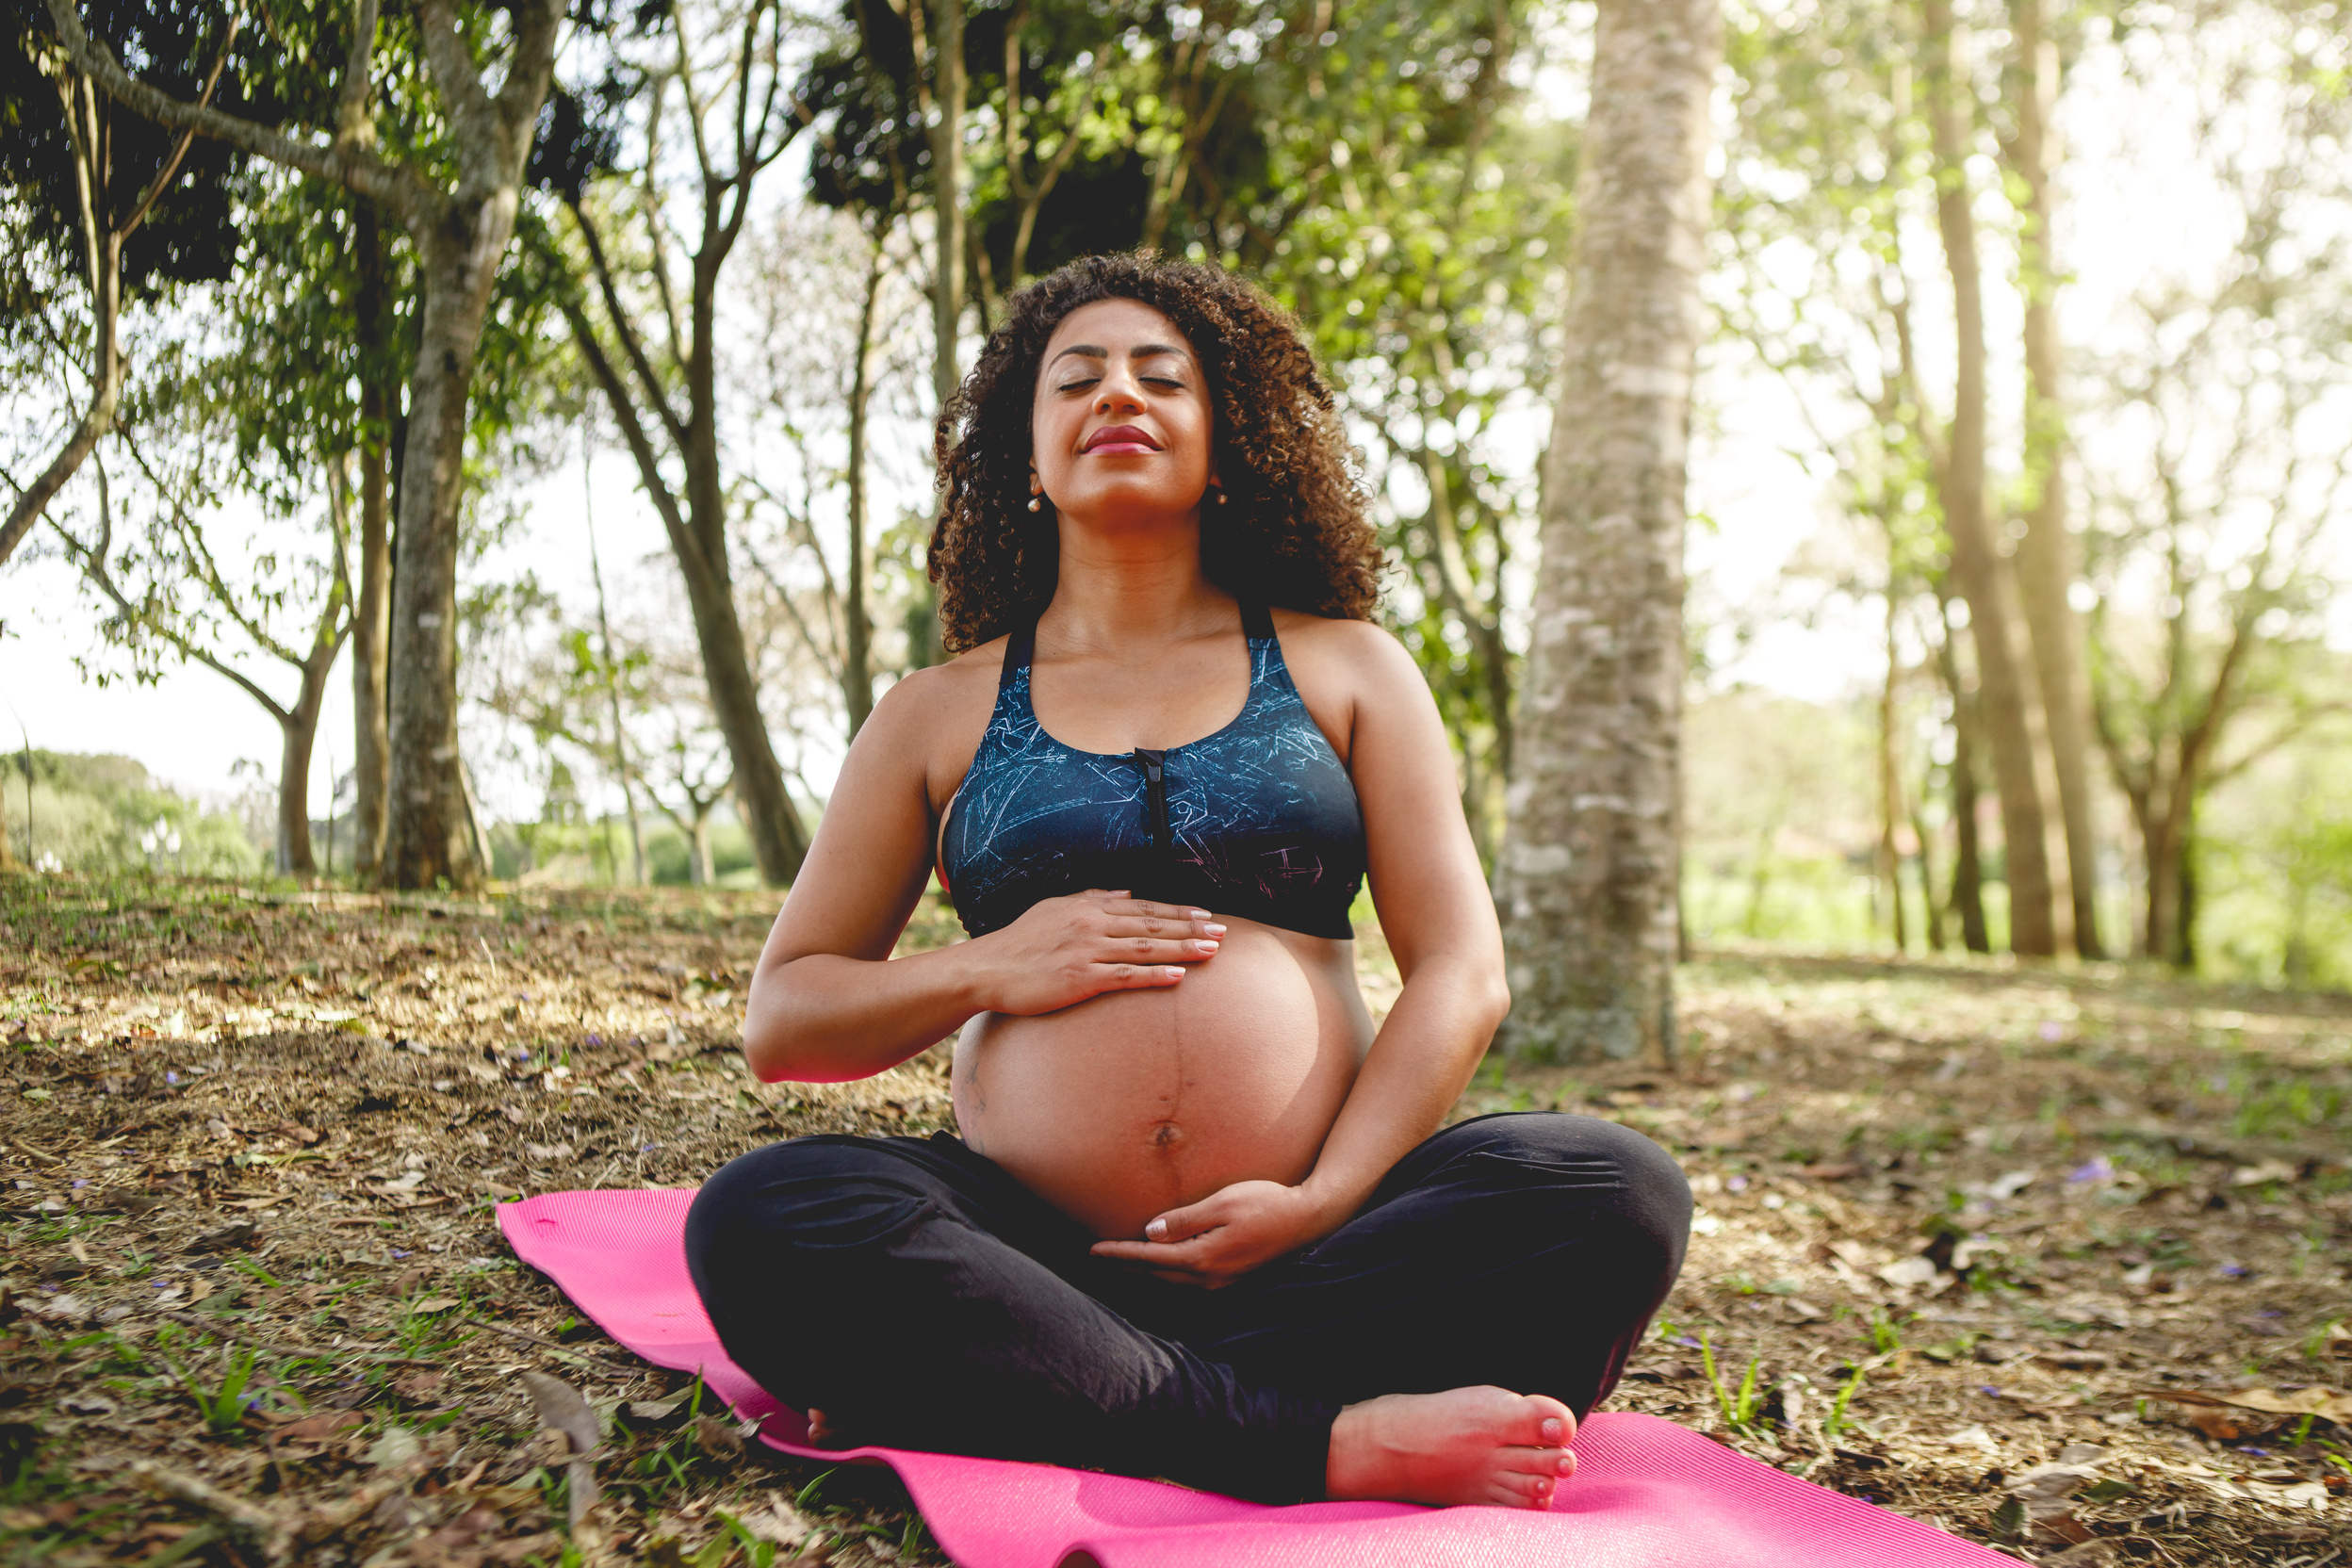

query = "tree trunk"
[927, 0, 968, 410]
[351, 198, 394, 880]
[2003, 0, 2103, 958]
[584, 476, 645, 885]
[1878, 593, 1910, 953]
[678, 254, 809, 885]
[275, 701, 318, 877]
[1936, 591, 1992, 953]
[694, 808, 714, 887]
[1495, 0, 1722, 1063]
[1921, 0, 2070, 957]
[382, 200, 515, 891]
[844, 240, 884, 737]
[1909, 794, 1947, 950]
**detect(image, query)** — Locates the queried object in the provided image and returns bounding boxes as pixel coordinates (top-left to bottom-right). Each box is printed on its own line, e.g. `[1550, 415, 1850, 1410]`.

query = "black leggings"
[685, 1112, 1690, 1504]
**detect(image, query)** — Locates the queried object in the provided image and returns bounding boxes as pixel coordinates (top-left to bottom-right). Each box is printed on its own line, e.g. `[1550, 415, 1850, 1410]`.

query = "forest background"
[3, 0, 2350, 1001]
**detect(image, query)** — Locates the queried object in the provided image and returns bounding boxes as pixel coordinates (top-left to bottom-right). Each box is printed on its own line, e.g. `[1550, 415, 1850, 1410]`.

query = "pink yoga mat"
[499, 1189, 2019, 1568]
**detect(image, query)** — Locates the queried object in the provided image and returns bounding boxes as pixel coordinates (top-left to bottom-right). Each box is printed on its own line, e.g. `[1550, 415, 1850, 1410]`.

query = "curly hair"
[929, 253, 1380, 655]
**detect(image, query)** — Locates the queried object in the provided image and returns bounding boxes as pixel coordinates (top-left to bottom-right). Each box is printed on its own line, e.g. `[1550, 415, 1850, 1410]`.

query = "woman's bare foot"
[1324, 1387, 1576, 1509]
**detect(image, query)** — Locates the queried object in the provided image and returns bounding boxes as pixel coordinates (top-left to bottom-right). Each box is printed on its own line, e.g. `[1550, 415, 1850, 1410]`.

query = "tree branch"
[55, 462, 291, 726]
[120, 11, 244, 240]
[41, 0, 417, 214]
[564, 202, 690, 451]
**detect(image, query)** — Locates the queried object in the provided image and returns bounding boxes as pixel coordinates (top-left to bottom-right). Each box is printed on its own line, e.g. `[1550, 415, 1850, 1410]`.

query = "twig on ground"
[153, 1308, 441, 1366]
[481, 1318, 639, 1371]
[124, 1458, 295, 1564]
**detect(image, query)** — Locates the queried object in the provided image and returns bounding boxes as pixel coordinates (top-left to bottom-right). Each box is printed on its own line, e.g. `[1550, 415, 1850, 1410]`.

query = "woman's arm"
[743, 662, 1226, 1083]
[1093, 618, 1506, 1282]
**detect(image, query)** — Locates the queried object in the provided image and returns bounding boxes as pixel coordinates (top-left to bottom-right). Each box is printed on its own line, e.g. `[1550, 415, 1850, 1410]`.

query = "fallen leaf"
[1879, 1254, 1940, 1288]
[411, 1296, 462, 1314]
[272, 1412, 366, 1444]
[365, 1426, 423, 1468]
[518, 1371, 601, 1454]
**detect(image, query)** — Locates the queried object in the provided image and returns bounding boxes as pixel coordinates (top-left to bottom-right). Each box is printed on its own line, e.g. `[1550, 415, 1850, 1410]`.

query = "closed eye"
[1055, 375, 1185, 393]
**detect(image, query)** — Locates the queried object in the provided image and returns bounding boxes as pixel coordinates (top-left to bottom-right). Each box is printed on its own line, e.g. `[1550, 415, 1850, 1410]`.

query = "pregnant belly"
[952, 918, 1372, 1240]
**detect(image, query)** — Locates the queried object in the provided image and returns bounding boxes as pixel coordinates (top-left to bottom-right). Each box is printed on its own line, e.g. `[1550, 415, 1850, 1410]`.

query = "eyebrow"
[1047, 343, 1193, 368]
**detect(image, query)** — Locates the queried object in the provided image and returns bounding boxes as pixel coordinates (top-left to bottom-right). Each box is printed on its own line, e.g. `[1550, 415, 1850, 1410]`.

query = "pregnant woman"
[687, 253, 1690, 1510]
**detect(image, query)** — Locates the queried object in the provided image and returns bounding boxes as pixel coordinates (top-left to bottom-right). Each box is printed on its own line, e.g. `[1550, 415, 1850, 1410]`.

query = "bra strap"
[999, 614, 1038, 693]
[1241, 601, 1275, 640]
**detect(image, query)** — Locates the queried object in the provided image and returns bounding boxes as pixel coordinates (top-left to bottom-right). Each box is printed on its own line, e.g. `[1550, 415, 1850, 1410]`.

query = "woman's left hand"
[1089, 1180, 1338, 1289]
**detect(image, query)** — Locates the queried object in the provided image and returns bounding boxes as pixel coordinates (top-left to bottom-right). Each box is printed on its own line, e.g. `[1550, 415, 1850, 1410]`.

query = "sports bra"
[938, 603, 1366, 940]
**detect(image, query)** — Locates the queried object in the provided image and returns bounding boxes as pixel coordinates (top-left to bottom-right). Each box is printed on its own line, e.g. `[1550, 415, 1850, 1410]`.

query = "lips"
[1083, 424, 1162, 454]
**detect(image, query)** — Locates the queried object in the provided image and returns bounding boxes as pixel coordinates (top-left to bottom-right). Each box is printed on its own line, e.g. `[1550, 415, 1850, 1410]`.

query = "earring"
[1026, 496, 1042, 513]
[1215, 489, 1228, 505]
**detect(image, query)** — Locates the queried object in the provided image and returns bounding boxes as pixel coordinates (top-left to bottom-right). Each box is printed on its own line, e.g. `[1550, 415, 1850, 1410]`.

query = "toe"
[1499, 1445, 1570, 1476]
[1510, 1394, 1578, 1448]
[1490, 1471, 1556, 1509]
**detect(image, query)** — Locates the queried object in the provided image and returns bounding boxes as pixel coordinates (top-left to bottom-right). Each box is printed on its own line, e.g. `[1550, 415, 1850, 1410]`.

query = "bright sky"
[3, 10, 2340, 827]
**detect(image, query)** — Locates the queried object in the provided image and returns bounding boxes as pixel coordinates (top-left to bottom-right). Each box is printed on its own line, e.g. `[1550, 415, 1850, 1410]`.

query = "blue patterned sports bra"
[939, 603, 1366, 940]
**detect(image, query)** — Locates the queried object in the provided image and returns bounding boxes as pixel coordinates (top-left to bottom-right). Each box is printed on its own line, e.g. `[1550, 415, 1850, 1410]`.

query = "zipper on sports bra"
[1134, 748, 1171, 854]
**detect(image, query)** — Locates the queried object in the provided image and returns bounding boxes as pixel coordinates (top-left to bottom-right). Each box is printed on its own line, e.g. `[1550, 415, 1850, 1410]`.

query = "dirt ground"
[3, 875, 2349, 1567]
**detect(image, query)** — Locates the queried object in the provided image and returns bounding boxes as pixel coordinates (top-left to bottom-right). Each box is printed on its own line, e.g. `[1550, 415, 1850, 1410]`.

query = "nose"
[1094, 360, 1150, 416]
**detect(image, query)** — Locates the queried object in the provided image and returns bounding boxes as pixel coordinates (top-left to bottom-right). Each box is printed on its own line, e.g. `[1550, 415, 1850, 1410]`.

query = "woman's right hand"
[973, 890, 1222, 1016]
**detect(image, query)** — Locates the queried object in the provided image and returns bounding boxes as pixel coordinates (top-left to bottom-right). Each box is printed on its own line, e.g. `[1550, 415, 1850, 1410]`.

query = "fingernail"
[1194, 939, 1218, 953]
[1542, 1418, 1563, 1442]
[1146, 1218, 1168, 1240]
[1202, 923, 1226, 936]
[1187, 909, 1211, 919]
[1164, 967, 1185, 980]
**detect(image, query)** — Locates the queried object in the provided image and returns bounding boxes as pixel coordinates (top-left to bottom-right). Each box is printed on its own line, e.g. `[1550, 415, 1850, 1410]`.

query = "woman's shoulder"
[878, 634, 1012, 717]
[1267, 610, 1422, 692]
[860, 635, 1016, 802]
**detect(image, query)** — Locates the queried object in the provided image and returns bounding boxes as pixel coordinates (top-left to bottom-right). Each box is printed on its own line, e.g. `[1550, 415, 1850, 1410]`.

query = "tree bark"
[1878, 592, 1910, 952]
[1495, 0, 1722, 1063]
[585, 484, 645, 885]
[923, 0, 968, 409]
[844, 238, 885, 737]
[382, 205, 510, 890]
[2003, 0, 2102, 958]
[274, 649, 335, 877]
[351, 198, 394, 880]
[1935, 589, 1992, 953]
[1921, 0, 2070, 957]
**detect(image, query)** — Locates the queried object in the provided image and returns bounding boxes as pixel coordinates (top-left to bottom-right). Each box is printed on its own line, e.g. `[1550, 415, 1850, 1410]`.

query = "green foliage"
[1821, 1364, 1867, 1444]
[2, 748, 260, 875]
[1699, 1331, 1769, 1440]
[165, 1345, 262, 1434]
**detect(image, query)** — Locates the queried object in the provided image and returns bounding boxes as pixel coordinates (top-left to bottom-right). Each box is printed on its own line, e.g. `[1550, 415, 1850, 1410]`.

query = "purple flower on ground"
[585, 1034, 601, 1047]
[390, 1250, 410, 1260]
[2038, 1021, 2064, 1042]
[640, 1143, 658, 1153]
[2243, 1446, 2270, 1457]
[2067, 1155, 2115, 1184]
[165, 1070, 179, 1084]
[1674, 1334, 1702, 1348]
[2221, 1264, 2251, 1279]
[1727, 1175, 1749, 1192]
[516, 1049, 531, 1061]
[72, 1179, 87, 1188]
[1980, 1386, 2001, 1396]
